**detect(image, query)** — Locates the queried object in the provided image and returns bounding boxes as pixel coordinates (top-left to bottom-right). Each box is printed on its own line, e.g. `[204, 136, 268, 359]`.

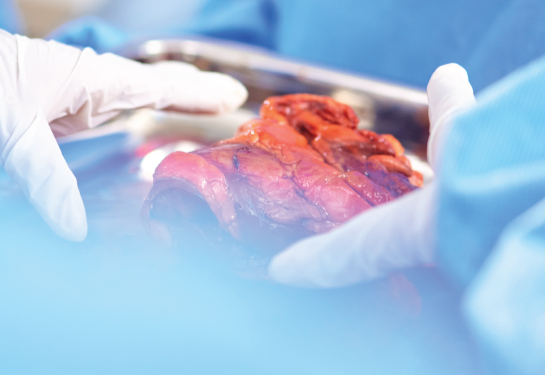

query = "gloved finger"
[268, 184, 437, 288]
[147, 61, 249, 114]
[3, 110, 87, 241]
[48, 52, 248, 137]
[427, 63, 476, 171]
[14, 35, 248, 137]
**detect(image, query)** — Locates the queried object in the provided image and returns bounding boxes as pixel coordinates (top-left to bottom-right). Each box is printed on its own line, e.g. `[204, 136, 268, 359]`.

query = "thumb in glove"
[3, 108, 87, 241]
[268, 63, 476, 287]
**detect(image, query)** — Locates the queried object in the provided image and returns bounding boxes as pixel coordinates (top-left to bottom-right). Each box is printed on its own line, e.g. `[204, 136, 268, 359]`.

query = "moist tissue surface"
[142, 94, 423, 257]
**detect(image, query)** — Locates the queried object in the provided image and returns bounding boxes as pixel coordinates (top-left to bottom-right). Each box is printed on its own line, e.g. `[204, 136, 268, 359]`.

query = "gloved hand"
[0, 30, 247, 242]
[268, 63, 476, 288]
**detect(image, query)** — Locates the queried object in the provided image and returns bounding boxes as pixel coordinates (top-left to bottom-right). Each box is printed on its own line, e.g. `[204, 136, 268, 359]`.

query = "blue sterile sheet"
[48, 0, 545, 93]
[0, 132, 482, 375]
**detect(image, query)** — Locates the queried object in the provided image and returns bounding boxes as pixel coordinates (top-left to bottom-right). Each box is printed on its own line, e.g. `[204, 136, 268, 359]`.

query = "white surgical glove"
[268, 63, 476, 288]
[0, 30, 247, 242]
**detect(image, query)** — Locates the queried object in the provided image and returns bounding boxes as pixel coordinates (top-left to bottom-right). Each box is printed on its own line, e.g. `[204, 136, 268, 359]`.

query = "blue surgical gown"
[437, 56, 545, 374]
[51, 0, 545, 92]
[0, 0, 22, 34]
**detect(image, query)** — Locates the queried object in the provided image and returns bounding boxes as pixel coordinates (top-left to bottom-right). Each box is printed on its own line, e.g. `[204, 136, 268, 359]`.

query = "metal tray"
[122, 38, 430, 155]
[53, 37, 436, 210]
[63, 38, 431, 184]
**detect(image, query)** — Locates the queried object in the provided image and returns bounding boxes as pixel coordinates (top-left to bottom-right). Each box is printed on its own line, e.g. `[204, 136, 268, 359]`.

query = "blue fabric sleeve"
[465, 0, 545, 91]
[48, 0, 545, 92]
[47, 16, 130, 54]
[0, 0, 23, 34]
[272, 0, 509, 90]
[180, 0, 277, 49]
[436, 49, 545, 375]
[46, 1, 277, 54]
[437, 56, 545, 289]
[463, 196, 545, 375]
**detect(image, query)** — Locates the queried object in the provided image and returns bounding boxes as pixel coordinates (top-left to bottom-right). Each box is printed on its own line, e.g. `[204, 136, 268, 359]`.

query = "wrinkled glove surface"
[268, 63, 476, 287]
[0, 29, 247, 241]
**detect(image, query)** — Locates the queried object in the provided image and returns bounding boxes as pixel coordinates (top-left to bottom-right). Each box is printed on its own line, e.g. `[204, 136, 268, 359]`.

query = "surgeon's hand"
[0, 30, 247, 242]
[268, 64, 475, 287]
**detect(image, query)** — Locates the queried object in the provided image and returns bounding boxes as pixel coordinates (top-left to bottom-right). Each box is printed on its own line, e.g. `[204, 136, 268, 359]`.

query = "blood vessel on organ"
[141, 94, 423, 253]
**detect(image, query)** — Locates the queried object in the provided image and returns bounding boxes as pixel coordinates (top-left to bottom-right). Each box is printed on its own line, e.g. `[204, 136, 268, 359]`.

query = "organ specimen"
[141, 94, 423, 256]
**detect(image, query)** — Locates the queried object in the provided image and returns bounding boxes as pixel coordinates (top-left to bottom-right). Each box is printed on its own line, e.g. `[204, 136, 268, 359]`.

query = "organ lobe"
[142, 94, 423, 254]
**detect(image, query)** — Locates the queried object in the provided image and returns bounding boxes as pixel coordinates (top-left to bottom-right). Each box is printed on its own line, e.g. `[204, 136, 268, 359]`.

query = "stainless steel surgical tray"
[122, 38, 430, 156]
